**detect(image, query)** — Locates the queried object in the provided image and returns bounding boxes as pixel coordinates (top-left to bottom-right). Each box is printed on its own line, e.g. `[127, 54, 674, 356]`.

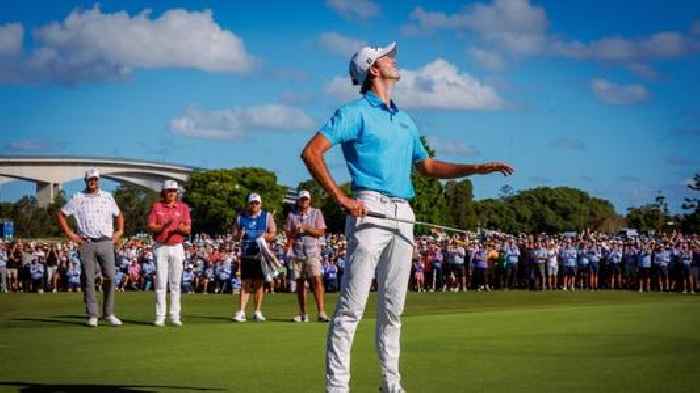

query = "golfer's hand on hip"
[339, 196, 367, 218]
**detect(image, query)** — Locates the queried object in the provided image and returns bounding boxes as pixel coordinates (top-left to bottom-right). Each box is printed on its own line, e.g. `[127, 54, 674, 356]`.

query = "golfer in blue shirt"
[301, 41, 513, 393]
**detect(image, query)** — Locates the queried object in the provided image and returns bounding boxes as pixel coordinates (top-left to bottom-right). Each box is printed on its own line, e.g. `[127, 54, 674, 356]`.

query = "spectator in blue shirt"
[561, 241, 577, 291]
[653, 243, 671, 292]
[181, 265, 195, 294]
[608, 244, 623, 289]
[30, 258, 45, 293]
[588, 243, 601, 290]
[639, 245, 653, 293]
[577, 242, 590, 290]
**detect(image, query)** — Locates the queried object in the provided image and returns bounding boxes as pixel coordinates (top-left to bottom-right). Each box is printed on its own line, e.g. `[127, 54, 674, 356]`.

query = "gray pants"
[0, 267, 6, 292]
[80, 240, 116, 318]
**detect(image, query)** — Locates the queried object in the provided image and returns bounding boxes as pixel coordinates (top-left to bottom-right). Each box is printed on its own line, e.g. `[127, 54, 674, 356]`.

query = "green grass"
[1, 290, 699, 392]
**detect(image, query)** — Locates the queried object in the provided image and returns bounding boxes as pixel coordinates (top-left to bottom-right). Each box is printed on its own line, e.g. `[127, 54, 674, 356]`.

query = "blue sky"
[1, 0, 699, 213]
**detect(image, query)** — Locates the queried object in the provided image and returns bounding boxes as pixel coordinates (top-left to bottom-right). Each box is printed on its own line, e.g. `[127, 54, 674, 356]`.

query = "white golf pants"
[326, 191, 414, 393]
[154, 243, 184, 320]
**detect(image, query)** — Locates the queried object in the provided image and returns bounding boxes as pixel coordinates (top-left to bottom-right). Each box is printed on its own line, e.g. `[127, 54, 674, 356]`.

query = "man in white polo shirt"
[57, 168, 124, 327]
[286, 190, 329, 323]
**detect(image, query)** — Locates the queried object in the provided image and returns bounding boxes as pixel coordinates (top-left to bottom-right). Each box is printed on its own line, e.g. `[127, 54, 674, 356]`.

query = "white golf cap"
[349, 41, 397, 86]
[298, 190, 311, 199]
[248, 193, 262, 203]
[162, 179, 179, 190]
[84, 168, 100, 179]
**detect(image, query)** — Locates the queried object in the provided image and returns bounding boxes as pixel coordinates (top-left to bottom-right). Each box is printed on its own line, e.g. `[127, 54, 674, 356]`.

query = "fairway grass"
[1, 291, 698, 393]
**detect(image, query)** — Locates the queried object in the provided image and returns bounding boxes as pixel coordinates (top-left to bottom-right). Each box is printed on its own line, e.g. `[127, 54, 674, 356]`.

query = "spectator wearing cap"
[285, 190, 329, 323]
[182, 264, 195, 294]
[232, 192, 276, 322]
[57, 168, 124, 327]
[147, 179, 191, 327]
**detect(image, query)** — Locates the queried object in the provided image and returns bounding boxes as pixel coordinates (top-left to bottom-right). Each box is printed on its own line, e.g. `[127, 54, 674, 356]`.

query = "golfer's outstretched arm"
[416, 158, 514, 179]
[301, 132, 365, 216]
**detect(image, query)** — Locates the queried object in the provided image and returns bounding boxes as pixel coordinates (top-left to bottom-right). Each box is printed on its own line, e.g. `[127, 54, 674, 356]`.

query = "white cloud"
[169, 104, 315, 140]
[553, 32, 695, 62]
[318, 32, 366, 57]
[469, 47, 505, 71]
[0, 6, 255, 84]
[326, 0, 379, 20]
[325, 58, 504, 110]
[325, 76, 358, 101]
[407, 1, 549, 55]
[591, 78, 649, 105]
[0, 23, 23, 57]
[428, 137, 480, 157]
[396, 58, 503, 110]
[406, 1, 699, 74]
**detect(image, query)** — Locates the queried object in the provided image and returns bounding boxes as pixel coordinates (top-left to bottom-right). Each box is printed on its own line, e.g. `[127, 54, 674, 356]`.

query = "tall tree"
[444, 179, 477, 230]
[113, 184, 159, 236]
[680, 173, 700, 233]
[184, 168, 286, 235]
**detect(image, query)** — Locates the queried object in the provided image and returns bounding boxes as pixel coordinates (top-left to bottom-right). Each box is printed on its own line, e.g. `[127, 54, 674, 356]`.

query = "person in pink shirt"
[127, 259, 141, 289]
[147, 180, 191, 327]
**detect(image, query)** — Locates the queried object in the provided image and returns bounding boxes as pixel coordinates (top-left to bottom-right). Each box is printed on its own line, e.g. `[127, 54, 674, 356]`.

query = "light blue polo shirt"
[320, 92, 429, 199]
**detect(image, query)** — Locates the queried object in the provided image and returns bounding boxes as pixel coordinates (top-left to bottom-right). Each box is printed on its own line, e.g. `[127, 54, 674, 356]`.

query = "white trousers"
[326, 191, 414, 393]
[154, 243, 184, 320]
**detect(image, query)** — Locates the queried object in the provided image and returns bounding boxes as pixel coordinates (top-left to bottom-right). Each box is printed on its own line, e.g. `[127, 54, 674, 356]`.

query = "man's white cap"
[349, 42, 397, 86]
[84, 168, 100, 179]
[298, 190, 311, 199]
[162, 179, 179, 191]
[248, 193, 262, 203]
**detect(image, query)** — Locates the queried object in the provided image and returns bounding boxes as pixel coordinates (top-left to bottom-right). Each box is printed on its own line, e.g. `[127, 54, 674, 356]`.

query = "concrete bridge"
[0, 155, 195, 207]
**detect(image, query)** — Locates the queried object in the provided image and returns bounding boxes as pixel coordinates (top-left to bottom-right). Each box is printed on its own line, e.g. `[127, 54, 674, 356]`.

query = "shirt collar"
[363, 91, 399, 113]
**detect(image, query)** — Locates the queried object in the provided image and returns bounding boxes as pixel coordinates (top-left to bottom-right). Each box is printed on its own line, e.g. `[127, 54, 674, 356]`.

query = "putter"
[365, 211, 471, 234]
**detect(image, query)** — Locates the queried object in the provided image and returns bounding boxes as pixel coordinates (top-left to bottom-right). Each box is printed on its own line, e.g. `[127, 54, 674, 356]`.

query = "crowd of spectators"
[1, 230, 698, 295]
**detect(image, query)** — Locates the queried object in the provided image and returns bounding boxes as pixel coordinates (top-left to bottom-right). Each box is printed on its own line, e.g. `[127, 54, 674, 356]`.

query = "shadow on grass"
[189, 315, 308, 324]
[10, 318, 86, 327]
[0, 381, 224, 392]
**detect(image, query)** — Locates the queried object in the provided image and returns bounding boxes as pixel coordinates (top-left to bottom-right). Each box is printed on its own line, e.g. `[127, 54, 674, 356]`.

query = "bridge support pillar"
[36, 182, 62, 208]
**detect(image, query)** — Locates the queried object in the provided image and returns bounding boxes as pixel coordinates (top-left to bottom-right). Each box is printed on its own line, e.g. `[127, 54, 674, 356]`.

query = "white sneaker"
[318, 313, 330, 322]
[639, 288, 643, 293]
[52, 288, 57, 293]
[253, 310, 266, 322]
[153, 317, 165, 327]
[171, 318, 183, 327]
[87, 317, 98, 327]
[293, 314, 309, 323]
[106, 315, 122, 326]
[233, 310, 246, 322]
